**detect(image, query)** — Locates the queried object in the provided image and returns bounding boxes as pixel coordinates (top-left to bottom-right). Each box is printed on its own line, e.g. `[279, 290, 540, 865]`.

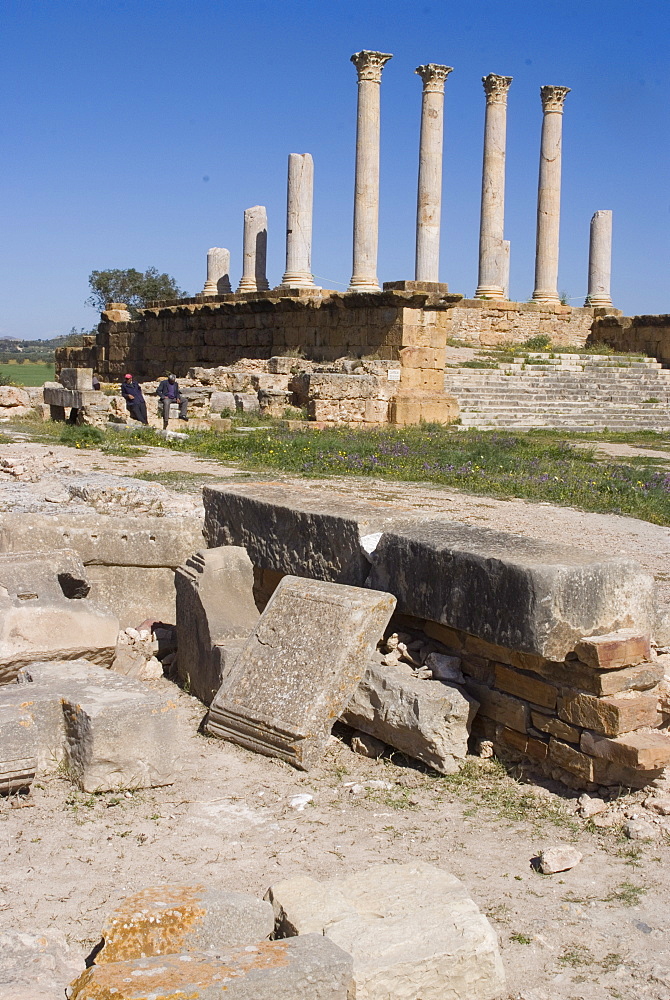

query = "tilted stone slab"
[0, 550, 119, 683]
[175, 547, 259, 705]
[14, 659, 180, 792]
[69, 935, 353, 1000]
[266, 862, 506, 1000]
[203, 483, 656, 660]
[98, 885, 274, 962]
[341, 658, 478, 774]
[0, 703, 37, 793]
[206, 575, 396, 769]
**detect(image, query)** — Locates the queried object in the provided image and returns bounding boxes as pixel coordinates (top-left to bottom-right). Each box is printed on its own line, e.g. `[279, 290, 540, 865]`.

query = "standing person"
[121, 373, 148, 425]
[156, 373, 188, 429]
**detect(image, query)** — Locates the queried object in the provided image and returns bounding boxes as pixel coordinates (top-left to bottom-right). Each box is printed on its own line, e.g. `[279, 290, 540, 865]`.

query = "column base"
[584, 296, 613, 308]
[474, 284, 505, 299]
[202, 281, 218, 296]
[532, 291, 560, 304]
[237, 278, 258, 292]
[348, 276, 381, 293]
[279, 271, 317, 289]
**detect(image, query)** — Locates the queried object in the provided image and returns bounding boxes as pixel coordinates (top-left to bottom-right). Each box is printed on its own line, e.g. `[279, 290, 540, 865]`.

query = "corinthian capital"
[482, 73, 512, 104]
[351, 50, 393, 83]
[415, 63, 453, 94]
[540, 85, 571, 113]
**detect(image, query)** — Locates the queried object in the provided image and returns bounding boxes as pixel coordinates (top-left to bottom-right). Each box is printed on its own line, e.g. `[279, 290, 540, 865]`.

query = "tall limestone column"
[203, 248, 232, 295]
[585, 210, 613, 307]
[533, 85, 570, 303]
[475, 74, 512, 299]
[348, 50, 393, 293]
[237, 206, 269, 293]
[280, 153, 316, 288]
[414, 64, 453, 283]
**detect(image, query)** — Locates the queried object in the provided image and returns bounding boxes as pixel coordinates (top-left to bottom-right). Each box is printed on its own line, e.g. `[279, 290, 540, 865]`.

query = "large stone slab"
[175, 547, 259, 704]
[266, 862, 506, 1000]
[14, 659, 180, 791]
[0, 514, 205, 627]
[206, 575, 396, 769]
[341, 658, 478, 774]
[69, 935, 353, 1000]
[0, 703, 37, 793]
[203, 483, 656, 660]
[98, 885, 274, 962]
[0, 550, 119, 683]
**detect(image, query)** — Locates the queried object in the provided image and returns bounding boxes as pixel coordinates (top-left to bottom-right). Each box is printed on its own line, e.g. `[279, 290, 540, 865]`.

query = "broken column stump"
[206, 575, 396, 769]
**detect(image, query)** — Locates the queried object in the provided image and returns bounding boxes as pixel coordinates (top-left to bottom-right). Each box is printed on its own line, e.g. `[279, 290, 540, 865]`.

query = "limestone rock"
[266, 862, 506, 1000]
[538, 846, 583, 874]
[98, 885, 274, 963]
[175, 547, 259, 705]
[0, 703, 37, 793]
[69, 935, 353, 1000]
[0, 384, 32, 417]
[210, 390, 237, 413]
[111, 628, 163, 681]
[342, 659, 477, 774]
[207, 576, 396, 769]
[234, 392, 260, 412]
[0, 549, 119, 683]
[624, 818, 656, 840]
[350, 730, 386, 758]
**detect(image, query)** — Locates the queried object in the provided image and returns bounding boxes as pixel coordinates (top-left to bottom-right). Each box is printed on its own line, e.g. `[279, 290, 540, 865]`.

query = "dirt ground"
[2, 432, 670, 1000]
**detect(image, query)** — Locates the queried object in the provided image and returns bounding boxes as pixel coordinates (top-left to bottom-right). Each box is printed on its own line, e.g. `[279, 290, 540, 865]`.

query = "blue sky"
[1, 0, 668, 339]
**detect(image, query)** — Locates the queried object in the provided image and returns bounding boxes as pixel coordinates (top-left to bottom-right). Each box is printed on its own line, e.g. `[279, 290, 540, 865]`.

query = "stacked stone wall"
[450, 299, 597, 348]
[592, 314, 670, 367]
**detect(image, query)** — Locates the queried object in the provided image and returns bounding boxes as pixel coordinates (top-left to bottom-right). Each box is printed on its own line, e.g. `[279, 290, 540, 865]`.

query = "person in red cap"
[120, 373, 148, 425]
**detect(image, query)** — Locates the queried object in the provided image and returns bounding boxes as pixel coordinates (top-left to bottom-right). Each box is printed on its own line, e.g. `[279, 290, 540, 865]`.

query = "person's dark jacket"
[121, 379, 144, 402]
[156, 378, 182, 401]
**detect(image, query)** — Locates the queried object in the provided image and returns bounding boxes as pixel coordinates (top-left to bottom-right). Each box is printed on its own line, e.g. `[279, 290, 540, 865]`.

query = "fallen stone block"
[0, 549, 119, 683]
[210, 389, 238, 413]
[341, 659, 477, 774]
[15, 659, 180, 792]
[0, 703, 37, 793]
[266, 862, 506, 1000]
[558, 689, 661, 736]
[581, 728, 670, 769]
[203, 483, 656, 661]
[234, 391, 260, 412]
[574, 629, 651, 670]
[175, 547, 260, 704]
[98, 885, 274, 962]
[69, 935, 353, 1000]
[111, 627, 163, 681]
[207, 575, 395, 769]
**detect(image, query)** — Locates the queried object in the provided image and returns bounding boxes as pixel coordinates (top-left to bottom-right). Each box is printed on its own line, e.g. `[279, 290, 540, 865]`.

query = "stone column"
[237, 206, 269, 293]
[585, 210, 613, 307]
[348, 50, 393, 293]
[475, 74, 512, 299]
[280, 153, 316, 288]
[203, 248, 232, 295]
[502, 240, 511, 300]
[533, 85, 570, 303]
[414, 64, 453, 283]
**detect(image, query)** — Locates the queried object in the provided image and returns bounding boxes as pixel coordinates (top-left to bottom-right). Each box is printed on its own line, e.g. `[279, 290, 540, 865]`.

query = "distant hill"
[0, 330, 93, 363]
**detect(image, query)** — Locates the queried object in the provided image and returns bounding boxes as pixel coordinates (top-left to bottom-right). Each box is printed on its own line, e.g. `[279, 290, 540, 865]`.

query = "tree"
[86, 267, 185, 313]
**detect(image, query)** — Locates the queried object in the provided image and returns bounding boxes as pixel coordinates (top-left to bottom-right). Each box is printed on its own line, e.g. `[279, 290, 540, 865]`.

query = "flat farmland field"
[0, 362, 54, 385]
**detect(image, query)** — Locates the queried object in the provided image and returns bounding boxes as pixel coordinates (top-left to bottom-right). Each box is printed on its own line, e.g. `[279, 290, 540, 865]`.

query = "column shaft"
[238, 206, 269, 293]
[281, 153, 316, 288]
[349, 50, 392, 293]
[585, 210, 613, 307]
[203, 247, 231, 296]
[533, 85, 570, 303]
[502, 240, 511, 300]
[414, 64, 452, 283]
[475, 74, 512, 298]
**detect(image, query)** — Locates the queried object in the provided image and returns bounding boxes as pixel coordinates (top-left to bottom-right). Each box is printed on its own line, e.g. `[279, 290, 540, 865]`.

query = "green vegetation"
[0, 361, 54, 386]
[510, 932, 533, 945]
[86, 267, 185, 313]
[603, 880, 647, 906]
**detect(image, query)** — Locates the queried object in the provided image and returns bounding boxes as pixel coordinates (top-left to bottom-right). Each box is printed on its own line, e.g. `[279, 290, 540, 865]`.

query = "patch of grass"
[59, 424, 104, 449]
[132, 469, 221, 493]
[601, 953, 624, 972]
[559, 943, 595, 967]
[510, 932, 533, 944]
[615, 844, 644, 867]
[101, 441, 148, 457]
[604, 881, 647, 906]
[0, 362, 54, 386]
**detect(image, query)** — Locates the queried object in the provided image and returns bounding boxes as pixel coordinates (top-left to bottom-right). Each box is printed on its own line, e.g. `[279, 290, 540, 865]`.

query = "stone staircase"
[444, 353, 670, 431]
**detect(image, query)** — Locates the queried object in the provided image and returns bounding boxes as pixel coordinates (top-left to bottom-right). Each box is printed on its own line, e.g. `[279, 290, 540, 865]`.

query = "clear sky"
[1, 0, 668, 339]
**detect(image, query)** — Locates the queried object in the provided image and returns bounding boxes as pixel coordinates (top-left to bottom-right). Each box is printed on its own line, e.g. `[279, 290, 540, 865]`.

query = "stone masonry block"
[341, 658, 478, 774]
[580, 729, 670, 770]
[266, 862, 506, 1000]
[574, 629, 651, 670]
[530, 712, 581, 744]
[467, 681, 529, 733]
[494, 663, 558, 709]
[547, 738, 594, 782]
[558, 689, 661, 736]
[175, 547, 259, 705]
[0, 703, 37, 793]
[70, 935, 354, 1000]
[98, 885, 274, 963]
[398, 347, 445, 369]
[206, 576, 396, 769]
